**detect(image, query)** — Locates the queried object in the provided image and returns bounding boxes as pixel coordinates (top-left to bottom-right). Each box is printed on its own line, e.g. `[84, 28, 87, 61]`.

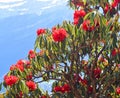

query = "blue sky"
[0, 0, 73, 84]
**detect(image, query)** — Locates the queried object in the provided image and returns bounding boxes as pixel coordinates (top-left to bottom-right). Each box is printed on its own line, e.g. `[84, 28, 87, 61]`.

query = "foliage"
[0, 0, 120, 98]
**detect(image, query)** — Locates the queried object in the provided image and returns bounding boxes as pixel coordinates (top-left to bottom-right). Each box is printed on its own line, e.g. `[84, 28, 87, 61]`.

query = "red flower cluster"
[10, 59, 31, 72]
[10, 60, 25, 72]
[82, 20, 95, 32]
[37, 28, 46, 36]
[93, 67, 101, 79]
[28, 50, 36, 59]
[4, 75, 19, 86]
[52, 28, 68, 42]
[26, 81, 37, 91]
[111, 48, 118, 56]
[116, 87, 120, 94]
[73, 9, 86, 25]
[53, 84, 71, 93]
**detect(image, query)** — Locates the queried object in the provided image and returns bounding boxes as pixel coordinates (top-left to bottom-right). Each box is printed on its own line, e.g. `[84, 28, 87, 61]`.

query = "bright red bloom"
[93, 67, 101, 79]
[73, 10, 86, 25]
[62, 84, 71, 92]
[111, 48, 118, 56]
[74, 10, 86, 18]
[53, 86, 62, 92]
[52, 28, 68, 42]
[73, 17, 79, 25]
[104, 4, 110, 14]
[10, 64, 16, 71]
[16, 64, 24, 72]
[28, 50, 36, 59]
[4, 75, 19, 86]
[112, 0, 119, 8]
[116, 87, 120, 94]
[26, 81, 37, 91]
[37, 28, 46, 36]
[82, 20, 95, 32]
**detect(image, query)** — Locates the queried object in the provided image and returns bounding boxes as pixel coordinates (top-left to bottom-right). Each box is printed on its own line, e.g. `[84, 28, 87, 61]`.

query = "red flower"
[37, 28, 46, 36]
[26, 81, 37, 91]
[112, 0, 119, 8]
[62, 84, 71, 92]
[82, 20, 90, 31]
[82, 20, 95, 32]
[73, 10, 86, 25]
[52, 28, 68, 42]
[74, 10, 86, 18]
[111, 48, 118, 56]
[10, 64, 16, 71]
[28, 50, 36, 59]
[4, 75, 19, 86]
[116, 87, 120, 94]
[53, 86, 62, 92]
[73, 17, 79, 25]
[104, 4, 110, 14]
[93, 67, 101, 79]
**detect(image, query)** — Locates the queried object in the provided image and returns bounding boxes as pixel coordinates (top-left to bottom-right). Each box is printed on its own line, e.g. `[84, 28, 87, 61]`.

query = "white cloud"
[0, 1, 26, 9]
[0, 0, 24, 3]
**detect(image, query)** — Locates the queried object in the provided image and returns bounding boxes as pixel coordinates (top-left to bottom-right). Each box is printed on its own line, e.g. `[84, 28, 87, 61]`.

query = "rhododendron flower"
[52, 28, 68, 42]
[73, 9, 86, 25]
[112, 0, 119, 8]
[104, 4, 110, 14]
[82, 20, 94, 31]
[10, 64, 16, 71]
[93, 67, 101, 78]
[116, 87, 120, 94]
[16, 63, 24, 72]
[73, 17, 79, 25]
[4, 75, 19, 86]
[53, 86, 62, 92]
[74, 10, 86, 18]
[62, 84, 71, 92]
[28, 50, 36, 59]
[111, 48, 118, 56]
[37, 28, 46, 36]
[26, 81, 37, 91]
